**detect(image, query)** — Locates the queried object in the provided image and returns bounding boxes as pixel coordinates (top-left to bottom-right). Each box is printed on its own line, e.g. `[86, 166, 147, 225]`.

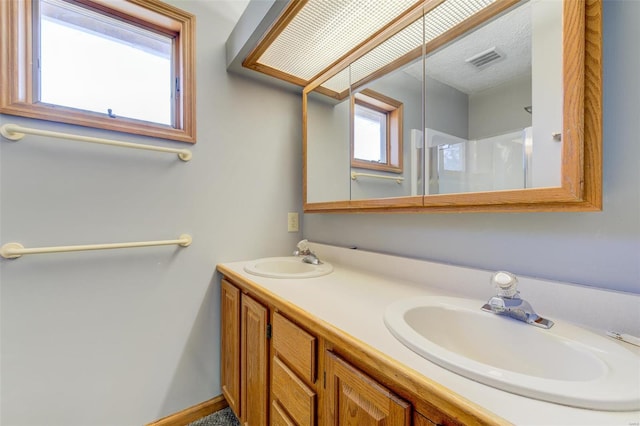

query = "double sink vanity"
[218, 242, 640, 425]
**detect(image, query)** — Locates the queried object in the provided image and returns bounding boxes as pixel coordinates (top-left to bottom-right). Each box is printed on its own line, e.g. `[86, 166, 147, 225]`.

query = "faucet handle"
[296, 239, 309, 251]
[486, 296, 506, 312]
[294, 239, 311, 256]
[491, 271, 518, 298]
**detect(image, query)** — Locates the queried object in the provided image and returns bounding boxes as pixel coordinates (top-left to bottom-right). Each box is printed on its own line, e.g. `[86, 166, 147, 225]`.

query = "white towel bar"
[0, 234, 192, 259]
[0, 123, 192, 161]
[351, 171, 404, 184]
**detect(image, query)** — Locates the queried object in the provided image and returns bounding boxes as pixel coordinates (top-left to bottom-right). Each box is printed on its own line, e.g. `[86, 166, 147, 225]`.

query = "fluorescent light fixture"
[257, 0, 418, 81]
[244, 0, 503, 95]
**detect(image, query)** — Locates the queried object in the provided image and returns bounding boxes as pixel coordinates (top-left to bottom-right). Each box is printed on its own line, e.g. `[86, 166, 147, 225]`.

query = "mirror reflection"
[306, 81, 351, 204]
[350, 56, 423, 201]
[305, 0, 563, 204]
[420, 0, 561, 194]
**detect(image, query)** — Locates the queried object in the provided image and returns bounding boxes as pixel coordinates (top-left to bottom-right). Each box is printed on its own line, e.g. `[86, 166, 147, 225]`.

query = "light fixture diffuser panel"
[323, 0, 496, 93]
[257, 0, 418, 81]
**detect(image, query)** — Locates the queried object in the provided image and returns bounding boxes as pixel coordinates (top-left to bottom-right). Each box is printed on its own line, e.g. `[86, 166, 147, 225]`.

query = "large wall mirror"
[303, 0, 601, 213]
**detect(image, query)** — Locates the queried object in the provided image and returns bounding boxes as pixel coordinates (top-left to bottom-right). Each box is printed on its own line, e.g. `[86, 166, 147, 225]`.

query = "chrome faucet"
[481, 271, 554, 329]
[293, 239, 323, 265]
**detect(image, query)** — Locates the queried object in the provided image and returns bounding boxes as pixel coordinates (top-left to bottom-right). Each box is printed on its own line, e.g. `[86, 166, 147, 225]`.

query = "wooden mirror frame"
[302, 0, 601, 214]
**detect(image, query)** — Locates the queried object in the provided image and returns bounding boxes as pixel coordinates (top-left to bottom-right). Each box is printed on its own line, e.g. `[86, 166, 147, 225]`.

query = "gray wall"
[531, 0, 563, 188]
[304, 0, 640, 295]
[425, 75, 469, 140]
[468, 74, 532, 140]
[0, 1, 302, 424]
[307, 95, 350, 202]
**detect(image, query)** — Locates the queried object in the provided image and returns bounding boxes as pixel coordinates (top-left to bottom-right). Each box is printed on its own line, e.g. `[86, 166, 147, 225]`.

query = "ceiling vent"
[465, 47, 503, 68]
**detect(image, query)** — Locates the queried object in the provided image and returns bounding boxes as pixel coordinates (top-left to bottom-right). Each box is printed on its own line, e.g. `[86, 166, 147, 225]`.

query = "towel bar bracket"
[177, 234, 192, 247]
[0, 125, 23, 141]
[0, 243, 24, 259]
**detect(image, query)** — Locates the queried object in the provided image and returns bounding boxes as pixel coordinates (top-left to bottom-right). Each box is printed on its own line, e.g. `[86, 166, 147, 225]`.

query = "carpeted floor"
[187, 407, 240, 426]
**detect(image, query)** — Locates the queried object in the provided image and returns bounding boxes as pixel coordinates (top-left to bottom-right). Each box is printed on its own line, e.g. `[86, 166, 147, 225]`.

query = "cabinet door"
[221, 279, 240, 417]
[241, 294, 269, 426]
[324, 351, 411, 426]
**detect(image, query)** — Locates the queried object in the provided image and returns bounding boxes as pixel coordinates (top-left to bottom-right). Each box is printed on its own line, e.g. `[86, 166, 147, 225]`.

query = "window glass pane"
[439, 143, 465, 172]
[354, 104, 387, 162]
[39, 0, 173, 125]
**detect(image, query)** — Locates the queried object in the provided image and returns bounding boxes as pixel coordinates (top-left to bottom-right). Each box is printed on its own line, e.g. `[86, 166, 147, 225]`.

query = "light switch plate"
[287, 212, 299, 232]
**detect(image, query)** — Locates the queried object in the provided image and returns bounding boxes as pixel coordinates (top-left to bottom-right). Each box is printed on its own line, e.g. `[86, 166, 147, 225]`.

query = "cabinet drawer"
[273, 312, 317, 383]
[271, 400, 296, 426]
[272, 356, 316, 426]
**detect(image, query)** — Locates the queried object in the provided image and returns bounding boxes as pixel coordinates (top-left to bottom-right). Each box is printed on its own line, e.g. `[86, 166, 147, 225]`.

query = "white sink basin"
[384, 296, 640, 411]
[243, 256, 333, 279]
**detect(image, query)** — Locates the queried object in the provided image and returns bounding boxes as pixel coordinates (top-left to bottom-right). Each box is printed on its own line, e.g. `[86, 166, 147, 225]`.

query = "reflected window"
[439, 143, 465, 172]
[354, 104, 387, 163]
[351, 89, 403, 173]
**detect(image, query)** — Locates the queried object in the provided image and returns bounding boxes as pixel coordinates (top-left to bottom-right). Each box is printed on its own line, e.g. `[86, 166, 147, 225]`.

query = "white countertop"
[220, 242, 640, 426]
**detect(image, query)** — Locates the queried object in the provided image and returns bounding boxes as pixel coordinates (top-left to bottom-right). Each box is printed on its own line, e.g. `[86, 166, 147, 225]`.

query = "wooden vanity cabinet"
[219, 272, 499, 426]
[221, 279, 268, 425]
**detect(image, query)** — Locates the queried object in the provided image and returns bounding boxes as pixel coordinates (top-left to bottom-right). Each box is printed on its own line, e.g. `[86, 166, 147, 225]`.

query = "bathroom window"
[351, 89, 403, 173]
[0, 0, 196, 143]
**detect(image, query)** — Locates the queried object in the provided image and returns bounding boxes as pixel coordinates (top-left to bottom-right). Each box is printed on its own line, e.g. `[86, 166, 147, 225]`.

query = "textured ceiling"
[404, 1, 532, 94]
